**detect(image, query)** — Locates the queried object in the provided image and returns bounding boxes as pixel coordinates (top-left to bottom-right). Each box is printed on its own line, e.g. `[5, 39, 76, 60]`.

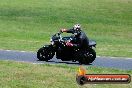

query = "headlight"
[50, 38, 54, 45]
[50, 38, 52, 42]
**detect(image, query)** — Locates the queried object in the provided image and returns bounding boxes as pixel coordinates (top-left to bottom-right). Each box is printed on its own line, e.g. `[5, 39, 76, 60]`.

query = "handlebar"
[52, 31, 73, 44]
[52, 32, 63, 42]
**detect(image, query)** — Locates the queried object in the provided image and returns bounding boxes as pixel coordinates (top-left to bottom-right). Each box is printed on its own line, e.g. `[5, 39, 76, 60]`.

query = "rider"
[60, 24, 89, 49]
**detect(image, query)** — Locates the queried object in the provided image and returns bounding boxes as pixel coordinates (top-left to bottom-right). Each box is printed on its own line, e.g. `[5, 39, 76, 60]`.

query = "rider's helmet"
[73, 24, 81, 35]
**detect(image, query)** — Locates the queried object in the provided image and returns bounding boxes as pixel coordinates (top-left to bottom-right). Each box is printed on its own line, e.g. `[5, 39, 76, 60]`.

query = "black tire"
[37, 47, 55, 61]
[78, 49, 96, 64]
[88, 49, 96, 63]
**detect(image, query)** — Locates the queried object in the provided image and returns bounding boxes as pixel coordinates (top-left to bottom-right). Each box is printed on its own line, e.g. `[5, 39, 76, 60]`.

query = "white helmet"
[73, 24, 81, 35]
[73, 24, 81, 30]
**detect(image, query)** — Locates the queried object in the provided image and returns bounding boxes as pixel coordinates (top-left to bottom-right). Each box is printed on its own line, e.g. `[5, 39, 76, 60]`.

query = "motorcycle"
[37, 31, 96, 64]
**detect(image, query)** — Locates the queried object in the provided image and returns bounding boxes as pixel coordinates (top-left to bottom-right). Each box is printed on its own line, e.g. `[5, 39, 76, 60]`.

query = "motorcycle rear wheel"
[88, 49, 96, 63]
[78, 49, 96, 64]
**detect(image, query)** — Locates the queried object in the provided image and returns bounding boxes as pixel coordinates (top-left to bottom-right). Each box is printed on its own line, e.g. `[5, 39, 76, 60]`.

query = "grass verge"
[0, 60, 131, 88]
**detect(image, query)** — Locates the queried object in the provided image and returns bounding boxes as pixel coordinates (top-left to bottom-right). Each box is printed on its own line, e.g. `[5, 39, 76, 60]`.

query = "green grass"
[0, 0, 132, 57]
[0, 60, 131, 88]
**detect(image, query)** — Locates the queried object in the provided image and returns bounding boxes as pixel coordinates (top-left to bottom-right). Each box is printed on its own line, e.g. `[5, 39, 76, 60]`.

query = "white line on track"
[0, 49, 35, 53]
[96, 56, 132, 60]
[32, 63, 45, 64]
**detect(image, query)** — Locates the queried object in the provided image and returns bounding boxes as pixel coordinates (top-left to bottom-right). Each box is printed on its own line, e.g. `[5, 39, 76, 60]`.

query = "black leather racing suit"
[66, 29, 89, 50]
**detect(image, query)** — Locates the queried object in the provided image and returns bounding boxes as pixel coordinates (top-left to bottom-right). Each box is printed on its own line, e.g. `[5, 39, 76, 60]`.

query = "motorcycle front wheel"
[37, 47, 55, 61]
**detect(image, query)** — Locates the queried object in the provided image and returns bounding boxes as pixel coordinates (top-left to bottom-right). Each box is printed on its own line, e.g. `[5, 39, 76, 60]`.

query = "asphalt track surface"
[0, 50, 132, 70]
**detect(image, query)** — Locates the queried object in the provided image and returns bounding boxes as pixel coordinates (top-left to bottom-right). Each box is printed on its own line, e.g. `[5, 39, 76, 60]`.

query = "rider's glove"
[66, 42, 73, 47]
[60, 29, 67, 33]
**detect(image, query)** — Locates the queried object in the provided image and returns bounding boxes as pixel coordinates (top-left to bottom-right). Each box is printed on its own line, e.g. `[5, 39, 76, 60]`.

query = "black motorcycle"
[37, 31, 96, 64]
